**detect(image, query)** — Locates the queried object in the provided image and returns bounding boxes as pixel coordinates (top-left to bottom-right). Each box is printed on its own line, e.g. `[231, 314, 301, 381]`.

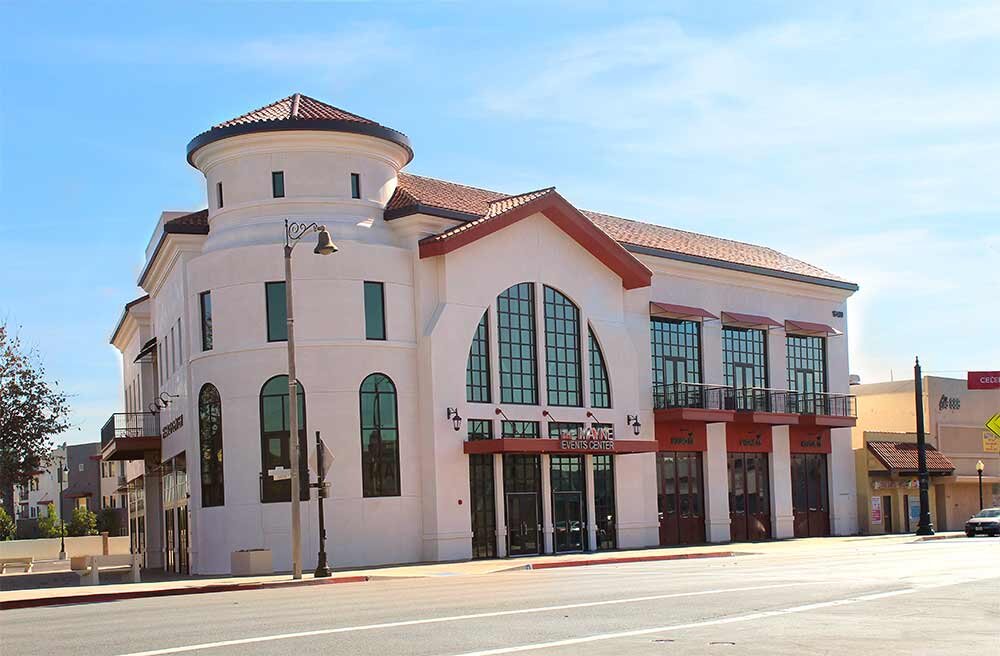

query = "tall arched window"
[360, 373, 400, 497]
[588, 328, 611, 409]
[543, 286, 582, 407]
[466, 311, 491, 403]
[259, 375, 308, 503]
[498, 283, 538, 405]
[198, 383, 224, 507]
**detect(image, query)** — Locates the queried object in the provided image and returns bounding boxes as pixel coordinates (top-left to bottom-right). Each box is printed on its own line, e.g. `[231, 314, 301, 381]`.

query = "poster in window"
[870, 496, 882, 525]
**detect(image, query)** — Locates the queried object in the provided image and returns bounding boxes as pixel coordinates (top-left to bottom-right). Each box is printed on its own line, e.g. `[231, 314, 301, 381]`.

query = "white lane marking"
[444, 575, 1000, 656]
[114, 582, 814, 656]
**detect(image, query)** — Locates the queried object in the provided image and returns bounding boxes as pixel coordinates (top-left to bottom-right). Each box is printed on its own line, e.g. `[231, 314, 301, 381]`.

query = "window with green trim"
[265, 282, 287, 342]
[589, 327, 611, 408]
[650, 318, 702, 388]
[271, 171, 285, 198]
[547, 422, 584, 438]
[360, 373, 400, 497]
[259, 375, 307, 503]
[500, 420, 540, 438]
[543, 287, 582, 407]
[199, 291, 213, 351]
[364, 281, 386, 340]
[467, 419, 493, 441]
[198, 383, 224, 507]
[498, 283, 538, 405]
[466, 311, 491, 403]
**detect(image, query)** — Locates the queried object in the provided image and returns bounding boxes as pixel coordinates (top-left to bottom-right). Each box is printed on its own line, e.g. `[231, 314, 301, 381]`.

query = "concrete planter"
[230, 549, 272, 576]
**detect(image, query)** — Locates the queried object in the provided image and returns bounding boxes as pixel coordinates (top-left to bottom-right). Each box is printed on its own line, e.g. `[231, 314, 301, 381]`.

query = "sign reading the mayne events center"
[558, 427, 615, 452]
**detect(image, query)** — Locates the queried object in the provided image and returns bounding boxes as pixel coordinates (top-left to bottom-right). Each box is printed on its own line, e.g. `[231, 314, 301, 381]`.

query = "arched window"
[498, 283, 538, 405]
[543, 286, 582, 407]
[588, 328, 612, 408]
[360, 373, 400, 497]
[198, 383, 224, 507]
[466, 311, 491, 403]
[259, 375, 307, 503]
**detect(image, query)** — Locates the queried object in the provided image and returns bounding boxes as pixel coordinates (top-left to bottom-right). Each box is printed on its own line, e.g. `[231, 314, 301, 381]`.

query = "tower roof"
[187, 93, 412, 166]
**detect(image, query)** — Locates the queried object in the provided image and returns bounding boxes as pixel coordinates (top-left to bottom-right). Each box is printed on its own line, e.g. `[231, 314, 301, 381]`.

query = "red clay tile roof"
[390, 174, 854, 288]
[164, 209, 208, 235]
[421, 188, 557, 244]
[214, 93, 377, 128]
[867, 441, 955, 473]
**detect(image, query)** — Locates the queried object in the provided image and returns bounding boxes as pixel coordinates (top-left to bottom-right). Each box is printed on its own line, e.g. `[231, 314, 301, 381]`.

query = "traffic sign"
[308, 437, 335, 476]
[986, 413, 1000, 440]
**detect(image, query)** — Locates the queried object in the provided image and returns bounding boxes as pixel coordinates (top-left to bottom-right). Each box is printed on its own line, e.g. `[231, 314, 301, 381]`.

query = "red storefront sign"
[968, 371, 1000, 390]
[789, 427, 832, 454]
[654, 421, 707, 452]
[726, 424, 773, 453]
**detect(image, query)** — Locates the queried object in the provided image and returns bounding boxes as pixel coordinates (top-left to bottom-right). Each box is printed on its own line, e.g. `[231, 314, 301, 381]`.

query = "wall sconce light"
[446, 407, 463, 432]
[159, 391, 179, 406]
[626, 414, 642, 436]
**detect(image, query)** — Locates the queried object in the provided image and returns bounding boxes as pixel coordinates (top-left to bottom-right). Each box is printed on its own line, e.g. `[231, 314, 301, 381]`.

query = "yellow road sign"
[987, 413, 1000, 440]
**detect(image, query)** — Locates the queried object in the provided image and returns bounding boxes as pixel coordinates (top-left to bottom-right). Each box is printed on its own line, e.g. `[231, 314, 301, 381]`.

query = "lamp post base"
[314, 553, 331, 578]
[915, 525, 935, 536]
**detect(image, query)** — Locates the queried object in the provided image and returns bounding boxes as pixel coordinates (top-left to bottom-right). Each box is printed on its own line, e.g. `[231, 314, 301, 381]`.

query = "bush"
[0, 507, 14, 541]
[38, 502, 65, 538]
[67, 506, 98, 537]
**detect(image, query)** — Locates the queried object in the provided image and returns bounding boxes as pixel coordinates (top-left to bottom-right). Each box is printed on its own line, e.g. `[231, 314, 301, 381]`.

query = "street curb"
[525, 551, 739, 570]
[912, 533, 965, 542]
[0, 574, 369, 611]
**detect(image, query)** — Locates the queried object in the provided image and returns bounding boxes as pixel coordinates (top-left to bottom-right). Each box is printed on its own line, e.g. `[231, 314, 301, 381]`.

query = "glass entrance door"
[728, 453, 771, 541]
[469, 454, 497, 559]
[657, 452, 706, 545]
[504, 455, 541, 556]
[176, 506, 189, 574]
[593, 455, 616, 550]
[551, 455, 586, 553]
[792, 453, 830, 537]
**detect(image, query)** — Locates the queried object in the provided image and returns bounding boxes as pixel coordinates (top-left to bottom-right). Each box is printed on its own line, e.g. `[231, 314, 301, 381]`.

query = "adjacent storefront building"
[103, 94, 860, 574]
[852, 376, 1000, 533]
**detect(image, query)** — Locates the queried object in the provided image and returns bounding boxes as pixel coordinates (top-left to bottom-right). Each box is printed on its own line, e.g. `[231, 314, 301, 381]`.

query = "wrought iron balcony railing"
[654, 384, 856, 418]
[101, 412, 161, 448]
[653, 382, 734, 411]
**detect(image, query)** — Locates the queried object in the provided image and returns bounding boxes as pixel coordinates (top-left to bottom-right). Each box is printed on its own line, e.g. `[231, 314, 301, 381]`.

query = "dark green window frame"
[650, 318, 702, 387]
[258, 375, 308, 503]
[199, 291, 213, 351]
[198, 383, 224, 507]
[548, 422, 584, 439]
[786, 334, 827, 392]
[216, 181, 224, 209]
[272, 171, 285, 198]
[498, 283, 538, 405]
[500, 420, 540, 438]
[351, 172, 361, 199]
[265, 281, 287, 342]
[723, 326, 768, 389]
[364, 281, 386, 341]
[360, 373, 401, 497]
[466, 311, 491, 403]
[588, 327, 611, 408]
[543, 286, 582, 407]
[467, 419, 494, 441]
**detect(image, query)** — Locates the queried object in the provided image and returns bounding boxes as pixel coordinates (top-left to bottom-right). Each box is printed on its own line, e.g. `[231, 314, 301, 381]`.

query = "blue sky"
[1, 1, 998, 445]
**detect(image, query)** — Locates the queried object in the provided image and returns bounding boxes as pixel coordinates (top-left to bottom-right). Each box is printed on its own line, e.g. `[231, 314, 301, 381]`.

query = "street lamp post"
[57, 450, 68, 560]
[913, 357, 934, 536]
[283, 220, 337, 580]
[976, 460, 985, 510]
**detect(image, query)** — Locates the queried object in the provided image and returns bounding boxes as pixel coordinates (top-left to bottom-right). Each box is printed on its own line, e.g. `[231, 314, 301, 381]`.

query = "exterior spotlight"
[627, 414, 642, 436]
[447, 407, 463, 432]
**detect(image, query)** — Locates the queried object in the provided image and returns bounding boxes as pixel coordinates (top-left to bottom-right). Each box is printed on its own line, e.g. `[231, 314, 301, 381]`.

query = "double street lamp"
[283, 220, 337, 580]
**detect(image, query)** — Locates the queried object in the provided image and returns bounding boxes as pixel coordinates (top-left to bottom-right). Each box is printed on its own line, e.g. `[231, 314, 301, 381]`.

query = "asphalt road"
[2, 537, 998, 656]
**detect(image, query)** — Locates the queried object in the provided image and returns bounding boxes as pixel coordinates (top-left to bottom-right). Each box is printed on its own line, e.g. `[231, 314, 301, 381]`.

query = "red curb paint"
[527, 551, 737, 570]
[0, 575, 369, 611]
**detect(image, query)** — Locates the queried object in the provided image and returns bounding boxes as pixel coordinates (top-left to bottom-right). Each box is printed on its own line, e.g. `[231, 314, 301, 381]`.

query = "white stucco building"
[103, 94, 859, 575]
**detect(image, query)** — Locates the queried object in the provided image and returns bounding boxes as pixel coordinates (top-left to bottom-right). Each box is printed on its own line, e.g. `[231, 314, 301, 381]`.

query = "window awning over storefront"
[134, 337, 157, 363]
[721, 311, 782, 330]
[649, 302, 718, 322]
[867, 441, 955, 474]
[785, 319, 842, 337]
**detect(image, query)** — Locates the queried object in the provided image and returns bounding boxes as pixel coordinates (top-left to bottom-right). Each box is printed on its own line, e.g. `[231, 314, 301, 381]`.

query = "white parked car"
[964, 507, 1000, 537]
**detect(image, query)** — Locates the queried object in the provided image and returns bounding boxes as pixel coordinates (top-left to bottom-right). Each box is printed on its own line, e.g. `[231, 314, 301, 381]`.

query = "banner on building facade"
[968, 371, 1000, 390]
[870, 496, 882, 525]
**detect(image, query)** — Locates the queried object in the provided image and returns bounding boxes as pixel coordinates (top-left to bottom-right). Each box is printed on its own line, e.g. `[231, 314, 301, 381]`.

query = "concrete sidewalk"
[0, 532, 964, 610]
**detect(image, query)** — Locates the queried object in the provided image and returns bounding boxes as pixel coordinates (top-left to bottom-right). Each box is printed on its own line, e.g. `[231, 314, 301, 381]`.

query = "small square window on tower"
[272, 171, 285, 198]
[350, 173, 361, 199]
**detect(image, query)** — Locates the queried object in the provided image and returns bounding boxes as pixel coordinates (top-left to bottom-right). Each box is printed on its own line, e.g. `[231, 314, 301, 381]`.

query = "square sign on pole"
[309, 437, 335, 477]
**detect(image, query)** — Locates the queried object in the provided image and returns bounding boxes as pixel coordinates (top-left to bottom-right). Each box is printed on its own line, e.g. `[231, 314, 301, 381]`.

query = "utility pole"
[914, 357, 934, 536]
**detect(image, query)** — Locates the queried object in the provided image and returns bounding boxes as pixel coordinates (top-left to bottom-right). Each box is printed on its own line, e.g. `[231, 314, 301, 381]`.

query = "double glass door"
[791, 453, 829, 537]
[657, 452, 706, 545]
[728, 453, 771, 541]
[551, 455, 586, 553]
[504, 455, 542, 556]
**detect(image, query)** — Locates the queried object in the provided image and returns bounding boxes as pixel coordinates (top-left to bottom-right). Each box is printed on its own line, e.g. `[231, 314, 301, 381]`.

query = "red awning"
[785, 319, 842, 336]
[650, 302, 718, 321]
[721, 311, 782, 329]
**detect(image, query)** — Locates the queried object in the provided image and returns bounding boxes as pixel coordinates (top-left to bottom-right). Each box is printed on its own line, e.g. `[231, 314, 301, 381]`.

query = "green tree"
[96, 507, 121, 535]
[38, 502, 65, 538]
[67, 505, 97, 537]
[0, 323, 71, 519]
[0, 506, 14, 540]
